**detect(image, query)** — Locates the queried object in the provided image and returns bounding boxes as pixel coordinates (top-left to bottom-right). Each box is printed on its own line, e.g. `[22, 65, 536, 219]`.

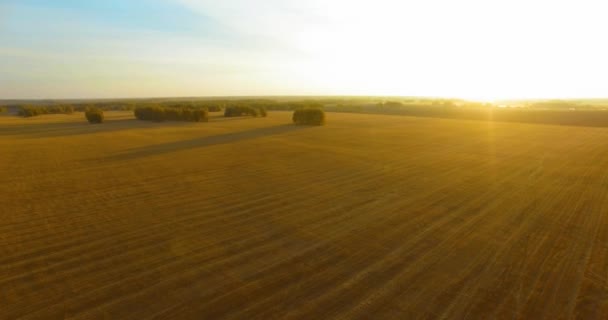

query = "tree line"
[134, 106, 209, 122]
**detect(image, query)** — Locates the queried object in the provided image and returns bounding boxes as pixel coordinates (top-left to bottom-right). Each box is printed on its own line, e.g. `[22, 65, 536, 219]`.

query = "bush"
[85, 108, 104, 124]
[293, 108, 325, 125]
[73, 103, 133, 112]
[191, 109, 209, 122]
[134, 106, 208, 122]
[206, 105, 223, 112]
[197, 102, 224, 112]
[17, 105, 74, 117]
[50, 105, 74, 114]
[224, 105, 263, 117]
[18, 106, 43, 117]
[259, 106, 267, 117]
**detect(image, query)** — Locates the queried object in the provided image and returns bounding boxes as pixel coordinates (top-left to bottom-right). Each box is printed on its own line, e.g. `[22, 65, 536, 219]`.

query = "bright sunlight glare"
[285, 0, 608, 100]
[1, 0, 608, 99]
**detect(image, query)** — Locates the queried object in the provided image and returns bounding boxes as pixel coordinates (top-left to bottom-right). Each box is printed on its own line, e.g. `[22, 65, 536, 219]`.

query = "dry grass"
[2, 111, 608, 319]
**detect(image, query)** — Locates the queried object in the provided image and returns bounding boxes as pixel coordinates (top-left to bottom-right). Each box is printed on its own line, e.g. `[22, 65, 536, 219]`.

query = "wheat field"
[2, 111, 608, 319]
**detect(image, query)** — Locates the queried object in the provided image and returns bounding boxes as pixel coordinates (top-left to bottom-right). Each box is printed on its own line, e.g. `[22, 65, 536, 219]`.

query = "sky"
[1, 0, 608, 100]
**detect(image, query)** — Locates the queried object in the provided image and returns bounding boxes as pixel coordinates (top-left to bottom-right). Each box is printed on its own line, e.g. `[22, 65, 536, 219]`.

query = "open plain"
[2, 111, 608, 319]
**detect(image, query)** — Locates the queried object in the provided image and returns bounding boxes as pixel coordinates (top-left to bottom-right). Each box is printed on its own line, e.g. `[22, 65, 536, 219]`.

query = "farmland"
[2, 111, 608, 319]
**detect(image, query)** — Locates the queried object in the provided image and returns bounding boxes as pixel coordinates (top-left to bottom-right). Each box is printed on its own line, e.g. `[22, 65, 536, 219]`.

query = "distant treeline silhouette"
[134, 106, 209, 122]
[8, 97, 608, 127]
[224, 105, 267, 117]
[10, 99, 324, 118]
[18, 105, 74, 117]
[321, 101, 608, 127]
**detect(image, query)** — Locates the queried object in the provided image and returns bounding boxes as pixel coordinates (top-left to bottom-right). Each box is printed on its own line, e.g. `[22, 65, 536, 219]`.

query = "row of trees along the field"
[18, 105, 75, 117]
[224, 105, 267, 117]
[11, 96, 608, 126]
[134, 106, 209, 122]
[10, 99, 328, 117]
[8, 100, 327, 125]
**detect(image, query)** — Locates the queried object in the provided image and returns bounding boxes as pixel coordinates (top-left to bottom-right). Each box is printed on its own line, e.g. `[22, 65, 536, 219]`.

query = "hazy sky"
[1, 0, 608, 100]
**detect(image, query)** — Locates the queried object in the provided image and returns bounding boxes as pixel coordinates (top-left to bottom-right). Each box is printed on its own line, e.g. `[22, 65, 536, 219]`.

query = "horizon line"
[3, 95, 608, 103]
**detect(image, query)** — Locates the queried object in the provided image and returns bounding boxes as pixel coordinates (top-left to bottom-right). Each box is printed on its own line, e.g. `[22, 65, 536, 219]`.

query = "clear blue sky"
[2, 0, 608, 99]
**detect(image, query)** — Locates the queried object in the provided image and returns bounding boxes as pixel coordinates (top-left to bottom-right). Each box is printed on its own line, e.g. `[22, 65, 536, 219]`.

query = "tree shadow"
[207, 113, 269, 122]
[1, 115, 275, 139]
[0, 118, 157, 138]
[96, 124, 311, 162]
[211, 116, 256, 122]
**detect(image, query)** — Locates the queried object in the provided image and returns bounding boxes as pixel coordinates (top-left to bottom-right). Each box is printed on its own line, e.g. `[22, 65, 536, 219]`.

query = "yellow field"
[2, 111, 608, 319]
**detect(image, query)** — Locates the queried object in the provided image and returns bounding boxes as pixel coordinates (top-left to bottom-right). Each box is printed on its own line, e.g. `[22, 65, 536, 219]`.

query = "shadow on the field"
[99, 124, 312, 161]
[211, 116, 258, 122]
[0, 118, 155, 138]
[1, 115, 270, 138]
